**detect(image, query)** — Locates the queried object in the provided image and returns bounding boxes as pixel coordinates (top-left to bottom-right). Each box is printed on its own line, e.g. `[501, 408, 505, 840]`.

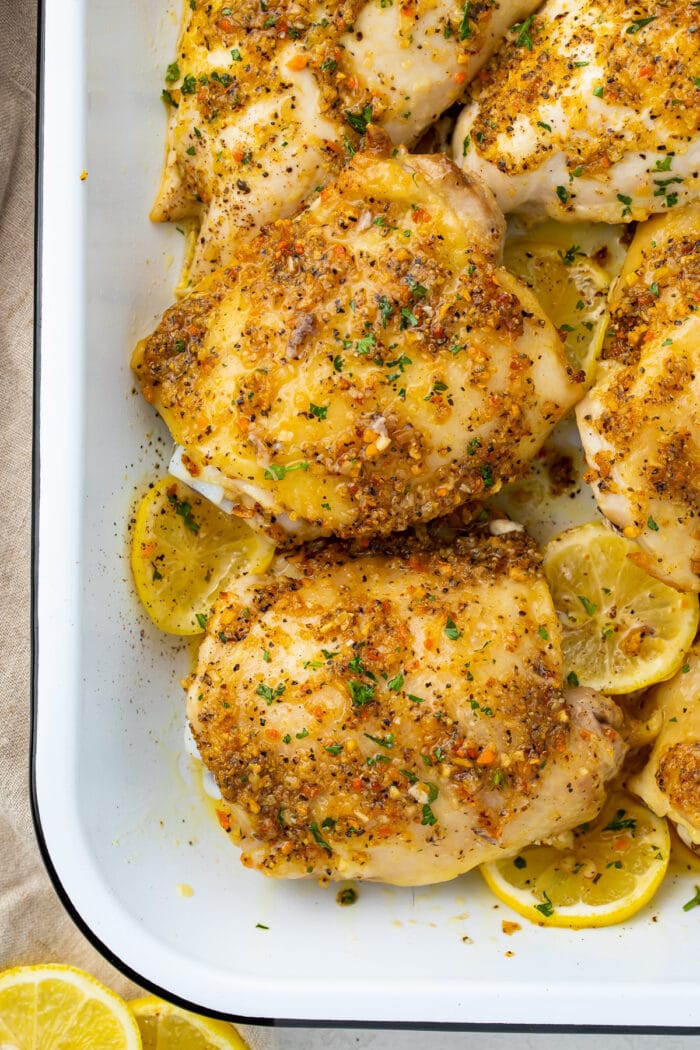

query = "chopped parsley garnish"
[577, 594, 598, 616]
[345, 104, 373, 135]
[167, 492, 200, 533]
[231, 48, 242, 61]
[617, 193, 633, 216]
[364, 732, 394, 749]
[647, 516, 660, 531]
[356, 331, 377, 355]
[378, 295, 394, 326]
[650, 281, 660, 297]
[421, 783, 439, 826]
[309, 402, 328, 420]
[264, 461, 309, 480]
[295, 728, 309, 739]
[195, 612, 207, 630]
[559, 244, 584, 266]
[348, 680, 376, 707]
[626, 15, 657, 33]
[459, 2, 473, 40]
[467, 437, 481, 456]
[387, 673, 404, 692]
[256, 682, 285, 704]
[181, 74, 197, 94]
[400, 307, 418, 330]
[407, 693, 426, 704]
[537, 626, 549, 640]
[444, 617, 462, 641]
[602, 809, 637, 836]
[535, 891, 554, 917]
[567, 670, 580, 687]
[537, 120, 551, 132]
[165, 62, 180, 83]
[556, 185, 569, 203]
[462, 134, 471, 156]
[682, 885, 700, 912]
[309, 821, 332, 853]
[161, 89, 178, 107]
[480, 465, 494, 488]
[512, 14, 535, 49]
[592, 85, 604, 98]
[325, 744, 343, 755]
[337, 887, 358, 905]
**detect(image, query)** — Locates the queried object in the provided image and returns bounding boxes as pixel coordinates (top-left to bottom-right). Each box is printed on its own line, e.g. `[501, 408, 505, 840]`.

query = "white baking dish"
[33, 0, 700, 1028]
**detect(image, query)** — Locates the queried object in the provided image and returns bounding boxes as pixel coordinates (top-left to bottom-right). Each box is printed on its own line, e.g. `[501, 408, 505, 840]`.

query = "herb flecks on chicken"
[187, 519, 626, 884]
[454, 0, 700, 223]
[577, 203, 700, 592]
[154, 0, 542, 281]
[133, 141, 583, 544]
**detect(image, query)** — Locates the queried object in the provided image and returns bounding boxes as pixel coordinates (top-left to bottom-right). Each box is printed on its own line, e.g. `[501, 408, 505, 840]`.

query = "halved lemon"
[129, 996, 249, 1049]
[504, 239, 610, 381]
[543, 522, 699, 694]
[481, 790, 670, 928]
[130, 476, 275, 635]
[0, 964, 142, 1049]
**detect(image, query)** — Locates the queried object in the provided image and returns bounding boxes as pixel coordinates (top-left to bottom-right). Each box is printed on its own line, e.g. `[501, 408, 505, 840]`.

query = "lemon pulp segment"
[543, 522, 699, 694]
[0, 964, 142, 1050]
[129, 996, 250, 1049]
[130, 475, 275, 635]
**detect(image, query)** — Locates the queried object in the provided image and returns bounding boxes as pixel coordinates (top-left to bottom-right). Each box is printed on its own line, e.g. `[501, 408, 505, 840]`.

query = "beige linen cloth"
[0, 0, 143, 998]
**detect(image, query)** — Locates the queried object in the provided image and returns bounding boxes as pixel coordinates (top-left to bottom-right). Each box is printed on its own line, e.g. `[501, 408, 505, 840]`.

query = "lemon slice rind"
[543, 522, 699, 695]
[0, 964, 142, 1049]
[129, 995, 250, 1049]
[480, 791, 671, 929]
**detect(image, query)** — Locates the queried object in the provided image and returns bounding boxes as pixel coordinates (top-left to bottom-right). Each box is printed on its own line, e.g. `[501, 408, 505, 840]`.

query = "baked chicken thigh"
[187, 519, 626, 884]
[133, 142, 583, 545]
[154, 0, 540, 282]
[628, 643, 700, 851]
[576, 204, 700, 592]
[453, 0, 700, 223]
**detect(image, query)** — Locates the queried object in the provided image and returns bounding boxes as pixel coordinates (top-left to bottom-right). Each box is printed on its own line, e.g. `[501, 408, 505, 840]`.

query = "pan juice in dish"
[129, 0, 700, 929]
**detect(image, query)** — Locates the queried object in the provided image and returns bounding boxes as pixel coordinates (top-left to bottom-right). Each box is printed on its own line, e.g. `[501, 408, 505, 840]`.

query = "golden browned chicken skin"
[454, 0, 700, 223]
[628, 643, 700, 851]
[187, 518, 626, 884]
[134, 141, 583, 544]
[577, 204, 700, 592]
[155, 0, 541, 283]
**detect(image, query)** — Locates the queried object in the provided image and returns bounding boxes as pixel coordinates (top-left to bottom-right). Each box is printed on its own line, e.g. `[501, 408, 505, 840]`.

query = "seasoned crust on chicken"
[576, 204, 700, 592]
[453, 0, 700, 223]
[154, 0, 541, 282]
[187, 519, 626, 884]
[628, 643, 700, 849]
[133, 142, 583, 545]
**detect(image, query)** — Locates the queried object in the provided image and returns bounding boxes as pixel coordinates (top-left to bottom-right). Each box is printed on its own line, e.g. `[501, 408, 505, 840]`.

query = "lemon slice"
[481, 790, 670, 928]
[129, 996, 249, 1049]
[130, 475, 275, 635]
[543, 522, 699, 694]
[505, 240, 609, 381]
[0, 964, 142, 1049]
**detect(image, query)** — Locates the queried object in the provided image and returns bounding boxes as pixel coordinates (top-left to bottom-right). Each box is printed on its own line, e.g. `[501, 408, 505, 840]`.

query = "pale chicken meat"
[577, 204, 700, 592]
[453, 0, 700, 224]
[154, 0, 540, 283]
[628, 643, 700, 851]
[187, 519, 626, 884]
[133, 142, 583, 545]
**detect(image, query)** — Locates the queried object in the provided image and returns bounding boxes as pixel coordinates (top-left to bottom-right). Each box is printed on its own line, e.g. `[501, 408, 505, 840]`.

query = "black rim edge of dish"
[26, 0, 699, 1035]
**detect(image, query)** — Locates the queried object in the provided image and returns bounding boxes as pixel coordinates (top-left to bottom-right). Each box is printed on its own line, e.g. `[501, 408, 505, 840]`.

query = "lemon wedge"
[543, 522, 699, 694]
[504, 239, 610, 381]
[481, 790, 670, 928]
[129, 996, 249, 1049]
[0, 964, 142, 1049]
[130, 475, 275, 635]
